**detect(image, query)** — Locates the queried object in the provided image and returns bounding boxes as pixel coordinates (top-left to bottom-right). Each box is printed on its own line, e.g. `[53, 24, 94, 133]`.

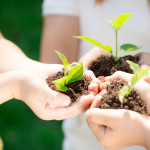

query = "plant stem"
[126, 88, 132, 97]
[64, 70, 67, 77]
[115, 30, 118, 60]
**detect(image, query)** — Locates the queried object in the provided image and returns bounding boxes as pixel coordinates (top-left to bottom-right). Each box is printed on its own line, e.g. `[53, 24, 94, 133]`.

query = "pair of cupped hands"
[10, 47, 150, 149]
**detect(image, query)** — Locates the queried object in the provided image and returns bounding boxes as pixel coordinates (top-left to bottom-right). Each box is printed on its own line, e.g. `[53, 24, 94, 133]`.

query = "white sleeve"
[42, 0, 79, 16]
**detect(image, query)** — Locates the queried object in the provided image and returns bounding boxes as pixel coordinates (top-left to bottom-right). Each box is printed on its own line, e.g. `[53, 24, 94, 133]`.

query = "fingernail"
[62, 98, 71, 106]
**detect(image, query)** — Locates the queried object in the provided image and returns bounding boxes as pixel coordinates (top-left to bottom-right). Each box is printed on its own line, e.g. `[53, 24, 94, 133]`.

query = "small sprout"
[118, 60, 150, 103]
[52, 76, 68, 92]
[118, 85, 129, 104]
[73, 14, 142, 62]
[52, 51, 84, 92]
[55, 50, 72, 76]
[108, 14, 133, 31]
[108, 13, 132, 61]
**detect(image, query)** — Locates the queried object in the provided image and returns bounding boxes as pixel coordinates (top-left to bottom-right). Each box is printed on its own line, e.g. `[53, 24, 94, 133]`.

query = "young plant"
[52, 51, 84, 92]
[73, 14, 142, 62]
[118, 60, 150, 104]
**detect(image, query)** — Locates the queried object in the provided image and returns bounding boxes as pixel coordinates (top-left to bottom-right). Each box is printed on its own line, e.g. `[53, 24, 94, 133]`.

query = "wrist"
[9, 71, 32, 101]
[0, 72, 16, 104]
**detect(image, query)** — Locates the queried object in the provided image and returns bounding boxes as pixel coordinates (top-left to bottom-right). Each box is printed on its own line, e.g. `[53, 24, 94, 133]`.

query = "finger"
[144, 76, 150, 84]
[84, 70, 96, 79]
[100, 82, 110, 91]
[90, 94, 102, 108]
[97, 76, 105, 83]
[49, 89, 71, 107]
[105, 71, 132, 82]
[90, 89, 107, 108]
[86, 108, 130, 128]
[89, 78, 101, 95]
[99, 89, 107, 96]
[40, 83, 71, 107]
[44, 94, 95, 120]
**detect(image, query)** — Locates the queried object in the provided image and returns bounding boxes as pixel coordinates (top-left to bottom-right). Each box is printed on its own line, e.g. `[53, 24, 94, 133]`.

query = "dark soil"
[99, 80, 148, 115]
[46, 71, 91, 102]
[88, 55, 115, 77]
[88, 55, 139, 77]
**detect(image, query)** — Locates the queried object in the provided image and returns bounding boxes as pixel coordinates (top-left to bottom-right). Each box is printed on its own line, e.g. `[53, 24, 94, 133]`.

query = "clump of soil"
[111, 55, 138, 74]
[88, 55, 115, 77]
[46, 71, 91, 102]
[88, 55, 139, 77]
[99, 80, 148, 115]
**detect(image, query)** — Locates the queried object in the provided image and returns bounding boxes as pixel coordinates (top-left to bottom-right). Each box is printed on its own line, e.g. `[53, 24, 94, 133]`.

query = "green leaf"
[73, 36, 112, 53]
[66, 62, 83, 84]
[120, 44, 142, 56]
[118, 85, 129, 104]
[52, 76, 68, 92]
[108, 14, 133, 31]
[67, 62, 79, 70]
[126, 60, 140, 73]
[107, 19, 115, 30]
[126, 61, 150, 96]
[140, 68, 150, 79]
[55, 51, 68, 72]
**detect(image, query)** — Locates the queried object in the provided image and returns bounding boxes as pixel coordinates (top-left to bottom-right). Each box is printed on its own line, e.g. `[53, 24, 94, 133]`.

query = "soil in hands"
[99, 80, 148, 115]
[88, 55, 139, 77]
[46, 71, 91, 102]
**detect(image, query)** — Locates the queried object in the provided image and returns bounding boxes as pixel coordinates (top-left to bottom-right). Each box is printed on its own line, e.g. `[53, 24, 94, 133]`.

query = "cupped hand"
[86, 108, 150, 150]
[104, 71, 150, 114]
[79, 47, 111, 69]
[11, 65, 95, 120]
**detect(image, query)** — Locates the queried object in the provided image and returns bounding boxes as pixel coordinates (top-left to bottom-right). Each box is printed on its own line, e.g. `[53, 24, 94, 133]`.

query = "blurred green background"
[0, 0, 64, 150]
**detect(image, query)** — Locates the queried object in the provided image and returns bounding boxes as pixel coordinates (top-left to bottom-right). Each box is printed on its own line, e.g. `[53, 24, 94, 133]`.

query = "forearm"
[40, 15, 80, 64]
[0, 34, 39, 73]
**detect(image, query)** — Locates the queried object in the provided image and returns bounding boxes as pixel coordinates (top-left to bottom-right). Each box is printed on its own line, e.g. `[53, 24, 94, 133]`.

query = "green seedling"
[52, 51, 84, 92]
[73, 14, 142, 62]
[118, 60, 150, 104]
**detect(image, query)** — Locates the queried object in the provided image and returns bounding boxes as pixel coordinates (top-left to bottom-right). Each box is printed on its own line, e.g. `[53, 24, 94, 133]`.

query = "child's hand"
[86, 108, 150, 150]
[104, 71, 150, 114]
[10, 69, 95, 120]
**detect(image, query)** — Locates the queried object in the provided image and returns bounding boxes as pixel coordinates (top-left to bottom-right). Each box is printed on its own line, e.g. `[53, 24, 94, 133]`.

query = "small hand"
[86, 108, 150, 150]
[11, 66, 95, 120]
[104, 71, 150, 114]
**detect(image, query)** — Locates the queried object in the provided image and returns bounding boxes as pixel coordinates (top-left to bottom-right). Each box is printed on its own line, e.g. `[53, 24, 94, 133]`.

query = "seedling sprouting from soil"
[52, 51, 84, 92]
[118, 60, 150, 104]
[73, 14, 142, 62]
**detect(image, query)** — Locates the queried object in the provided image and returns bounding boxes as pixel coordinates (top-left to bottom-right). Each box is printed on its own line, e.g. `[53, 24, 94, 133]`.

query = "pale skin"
[0, 32, 95, 120]
[86, 71, 150, 150]
[40, 15, 80, 64]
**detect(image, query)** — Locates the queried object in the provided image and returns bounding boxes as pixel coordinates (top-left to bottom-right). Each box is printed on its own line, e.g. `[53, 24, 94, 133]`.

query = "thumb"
[86, 108, 128, 128]
[42, 86, 71, 107]
[105, 71, 132, 82]
[144, 76, 150, 84]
